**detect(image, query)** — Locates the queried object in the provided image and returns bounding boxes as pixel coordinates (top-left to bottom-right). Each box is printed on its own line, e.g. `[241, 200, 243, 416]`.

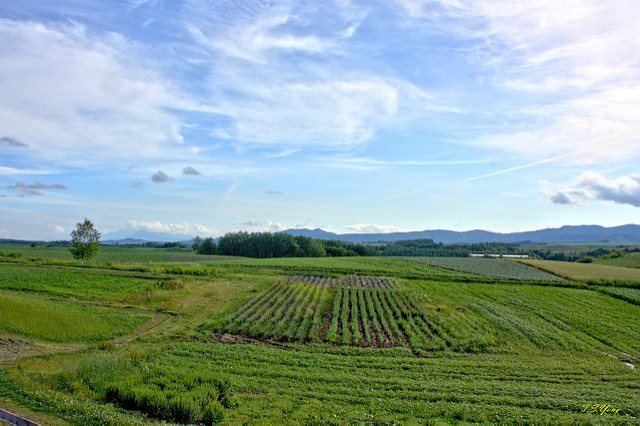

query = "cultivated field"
[596, 252, 640, 269]
[519, 259, 640, 284]
[398, 256, 565, 281]
[0, 248, 639, 424]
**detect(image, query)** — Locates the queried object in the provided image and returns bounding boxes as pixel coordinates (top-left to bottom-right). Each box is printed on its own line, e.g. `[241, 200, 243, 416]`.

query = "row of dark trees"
[191, 233, 529, 258]
[192, 232, 374, 258]
[191, 232, 640, 260]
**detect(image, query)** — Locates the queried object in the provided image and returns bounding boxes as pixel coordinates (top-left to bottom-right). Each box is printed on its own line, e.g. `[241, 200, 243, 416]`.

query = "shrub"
[156, 279, 182, 290]
[202, 402, 225, 425]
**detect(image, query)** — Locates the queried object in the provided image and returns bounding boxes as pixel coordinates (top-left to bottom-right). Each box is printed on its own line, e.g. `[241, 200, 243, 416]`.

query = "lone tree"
[69, 218, 101, 262]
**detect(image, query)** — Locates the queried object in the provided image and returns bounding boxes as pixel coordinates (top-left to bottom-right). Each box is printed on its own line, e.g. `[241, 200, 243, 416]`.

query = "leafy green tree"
[199, 237, 217, 255]
[192, 236, 202, 252]
[69, 218, 101, 263]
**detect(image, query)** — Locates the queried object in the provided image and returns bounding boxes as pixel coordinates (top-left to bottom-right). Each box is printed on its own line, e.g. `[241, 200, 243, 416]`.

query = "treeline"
[531, 246, 640, 262]
[192, 232, 373, 258]
[189, 232, 640, 260]
[191, 233, 528, 258]
[368, 239, 526, 257]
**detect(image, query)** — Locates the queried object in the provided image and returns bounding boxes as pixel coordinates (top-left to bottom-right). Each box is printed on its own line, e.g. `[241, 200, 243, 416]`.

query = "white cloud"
[217, 78, 401, 148]
[151, 171, 170, 183]
[577, 171, 640, 207]
[267, 148, 300, 159]
[266, 220, 286, 233]
[183, 166, 202, 176]
[543, 190, 587, 207]
[346, 224, 404, 234]
[126, 220, 217, 236]
[0, 19, 205, 167]
[544, 171, 640, 208]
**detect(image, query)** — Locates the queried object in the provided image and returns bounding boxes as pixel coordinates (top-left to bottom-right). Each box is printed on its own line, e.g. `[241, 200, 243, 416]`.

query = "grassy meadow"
[0, 247, 639, 424]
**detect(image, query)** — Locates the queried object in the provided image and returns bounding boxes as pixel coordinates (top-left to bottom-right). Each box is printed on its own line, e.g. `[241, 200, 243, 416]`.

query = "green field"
[519, 259, 640, 284]
[0, 247, 639, 424]
[398, 256, 565, 281]
[0, 293, 149, 343]
[0, 244, 228, 263]
[595, 252, 640, 269]
[0, 263, 157, 301]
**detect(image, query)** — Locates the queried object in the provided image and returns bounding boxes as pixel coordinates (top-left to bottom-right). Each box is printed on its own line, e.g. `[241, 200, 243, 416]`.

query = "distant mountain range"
[280, 224, 640, 244]
[102, 230, 194, 245]
[97, 224, 640, 245]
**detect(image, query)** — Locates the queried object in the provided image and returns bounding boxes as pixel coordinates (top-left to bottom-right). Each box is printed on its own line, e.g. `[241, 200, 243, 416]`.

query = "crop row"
[285, 275, 396, 288]
[215, 280, 452, 355]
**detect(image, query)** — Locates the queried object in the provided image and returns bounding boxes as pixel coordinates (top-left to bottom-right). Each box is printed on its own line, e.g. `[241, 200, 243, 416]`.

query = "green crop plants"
[519, 259, 640, 283]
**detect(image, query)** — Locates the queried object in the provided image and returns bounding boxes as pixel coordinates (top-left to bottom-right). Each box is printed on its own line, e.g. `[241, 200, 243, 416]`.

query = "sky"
[1, 0, 639, 240]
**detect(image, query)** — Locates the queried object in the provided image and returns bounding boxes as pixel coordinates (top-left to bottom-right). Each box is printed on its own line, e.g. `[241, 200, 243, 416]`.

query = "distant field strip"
[215, 277, 451, 354]
[0, 263, 155, 300]
[285, 275, 396, 288]
[519, 259, 640, 283]
[595, 286, 640, 306]
[398, 257, 565, 281]
[595, 253, 640, 269]
[0, 245, 226, 263]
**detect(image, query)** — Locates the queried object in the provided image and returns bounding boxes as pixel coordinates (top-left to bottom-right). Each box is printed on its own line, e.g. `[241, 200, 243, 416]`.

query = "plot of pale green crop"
[0, 293, 149, 343]
[399, 257, 565, 281]
[520, 259, 640, 283]
[595, 253, 640, 269]
[595, 286, 640, 305]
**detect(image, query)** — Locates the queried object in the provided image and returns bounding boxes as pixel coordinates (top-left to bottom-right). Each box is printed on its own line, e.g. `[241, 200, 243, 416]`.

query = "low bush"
[104, 367, 232, 423]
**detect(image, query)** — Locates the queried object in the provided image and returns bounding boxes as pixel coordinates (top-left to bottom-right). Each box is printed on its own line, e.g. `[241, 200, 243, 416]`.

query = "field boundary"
[0, 407, 40, 426]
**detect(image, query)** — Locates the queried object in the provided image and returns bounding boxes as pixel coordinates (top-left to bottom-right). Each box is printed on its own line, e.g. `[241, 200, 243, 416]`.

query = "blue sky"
[1, 0, 639, 240]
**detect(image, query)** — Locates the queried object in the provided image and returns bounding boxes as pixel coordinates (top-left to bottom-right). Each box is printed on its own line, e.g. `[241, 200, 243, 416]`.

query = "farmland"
[519, 259, 640, 284]
[398, 256, 565, 281]
[1, 246, 639, 424]
[595, 252, 640, 269]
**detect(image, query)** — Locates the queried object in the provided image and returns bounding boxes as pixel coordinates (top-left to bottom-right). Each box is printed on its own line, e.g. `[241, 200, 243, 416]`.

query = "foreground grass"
[6, 341, 638, 424]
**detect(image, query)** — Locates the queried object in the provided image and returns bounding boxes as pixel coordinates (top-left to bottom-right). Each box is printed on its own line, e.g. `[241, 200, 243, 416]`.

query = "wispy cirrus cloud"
[397, 0, 640, 166]
[182, 1, 445, 151]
